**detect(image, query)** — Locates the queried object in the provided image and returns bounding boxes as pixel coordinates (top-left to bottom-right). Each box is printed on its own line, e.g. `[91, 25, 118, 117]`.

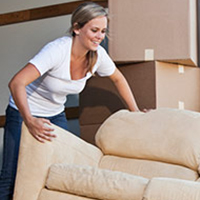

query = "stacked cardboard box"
[109, 0, 198, 66]
[79, 0, 200, 144]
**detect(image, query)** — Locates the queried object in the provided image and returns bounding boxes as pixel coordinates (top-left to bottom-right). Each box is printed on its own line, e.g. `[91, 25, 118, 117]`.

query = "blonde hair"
[69, 2, 108, 73]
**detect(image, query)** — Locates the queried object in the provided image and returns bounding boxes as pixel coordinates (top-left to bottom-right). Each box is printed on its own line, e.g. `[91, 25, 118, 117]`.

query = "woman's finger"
[34, 134, 45, 143]
[38, 133, 52, 142]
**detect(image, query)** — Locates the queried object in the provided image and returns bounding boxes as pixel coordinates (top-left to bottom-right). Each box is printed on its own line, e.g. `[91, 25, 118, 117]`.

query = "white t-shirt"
[9, 36, 116, 117]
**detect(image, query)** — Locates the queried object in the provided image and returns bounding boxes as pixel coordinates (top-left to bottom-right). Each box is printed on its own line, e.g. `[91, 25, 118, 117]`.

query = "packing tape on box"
[145, 49, 154, 61]
[178, 101, 185, 110]
[178, 65, 184, 74]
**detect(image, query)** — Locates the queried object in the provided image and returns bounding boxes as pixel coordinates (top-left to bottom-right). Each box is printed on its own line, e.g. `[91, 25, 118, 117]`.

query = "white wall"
[0, 0, 77, 13]
[0, 0, 80, 169]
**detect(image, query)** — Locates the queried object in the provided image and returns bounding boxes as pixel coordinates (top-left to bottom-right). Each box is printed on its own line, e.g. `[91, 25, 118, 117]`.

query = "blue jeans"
[0, 105, 68, 200]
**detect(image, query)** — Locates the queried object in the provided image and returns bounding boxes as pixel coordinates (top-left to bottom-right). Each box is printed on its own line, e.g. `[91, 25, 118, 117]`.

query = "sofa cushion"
[99, 155, 198, 181]
[38, 188, 94, 200]
[46, 163, 149, 200]
[95, 108, 200, 171]
[143, 177, 200, 200]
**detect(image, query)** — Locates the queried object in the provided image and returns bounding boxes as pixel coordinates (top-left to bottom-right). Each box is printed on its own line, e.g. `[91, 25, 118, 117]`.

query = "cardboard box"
[155, 62, 200, 109]
[108, 0, 198, 66]
[79, 62, 200, 144]
[80, 124, 101, 145]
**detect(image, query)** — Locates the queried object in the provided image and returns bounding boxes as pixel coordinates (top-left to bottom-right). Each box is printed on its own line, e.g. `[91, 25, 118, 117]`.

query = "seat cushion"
[95, 108, 200, 171]
[143, 177, 200, 200]
[46, 163, 149, 200]
[38, 189, 93, 200]
[99, 155, 199, 181]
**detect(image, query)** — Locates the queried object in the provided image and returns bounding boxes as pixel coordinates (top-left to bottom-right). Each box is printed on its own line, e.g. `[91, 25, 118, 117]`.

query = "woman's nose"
[96, 32, 105, 40]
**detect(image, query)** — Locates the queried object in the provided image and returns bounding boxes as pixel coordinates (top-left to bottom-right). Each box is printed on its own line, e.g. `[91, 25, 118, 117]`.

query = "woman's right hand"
[25, 116, 56, 143]
[8, 63, 56, 143]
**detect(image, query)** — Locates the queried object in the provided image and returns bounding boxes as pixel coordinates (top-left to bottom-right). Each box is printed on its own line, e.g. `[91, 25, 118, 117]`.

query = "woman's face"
[75, 16, 107, 51]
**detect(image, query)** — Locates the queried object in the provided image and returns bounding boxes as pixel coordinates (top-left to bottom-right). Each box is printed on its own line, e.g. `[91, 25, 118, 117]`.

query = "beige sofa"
[13, 108, 200, 200]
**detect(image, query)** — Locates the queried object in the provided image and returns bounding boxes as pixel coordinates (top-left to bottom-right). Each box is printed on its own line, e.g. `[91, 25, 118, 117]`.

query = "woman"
[0, 2, 140, 200]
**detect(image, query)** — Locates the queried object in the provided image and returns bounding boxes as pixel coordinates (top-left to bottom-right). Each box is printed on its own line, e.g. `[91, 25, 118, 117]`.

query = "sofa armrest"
[13, 122, 103, 200]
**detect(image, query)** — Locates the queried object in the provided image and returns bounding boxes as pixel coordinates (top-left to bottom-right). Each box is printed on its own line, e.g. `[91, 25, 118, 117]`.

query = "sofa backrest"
[95, 108, 200, 172]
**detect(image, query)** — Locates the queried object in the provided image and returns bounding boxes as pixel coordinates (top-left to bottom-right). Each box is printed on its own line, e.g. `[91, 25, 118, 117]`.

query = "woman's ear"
[73, 23, 80, 36]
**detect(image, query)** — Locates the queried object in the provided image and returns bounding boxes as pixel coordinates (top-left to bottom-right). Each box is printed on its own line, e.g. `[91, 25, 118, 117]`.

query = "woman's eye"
[91, 29, 97, 32]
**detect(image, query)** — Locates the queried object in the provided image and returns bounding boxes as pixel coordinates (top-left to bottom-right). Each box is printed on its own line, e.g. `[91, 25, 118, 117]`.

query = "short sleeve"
[95, 46, 116, 77]
[29, 40, 62, 76]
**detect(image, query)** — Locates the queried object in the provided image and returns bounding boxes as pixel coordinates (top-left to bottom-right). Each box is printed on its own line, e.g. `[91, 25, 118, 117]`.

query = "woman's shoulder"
[41, 36, 72, 55]
[47, 36, 72, 47]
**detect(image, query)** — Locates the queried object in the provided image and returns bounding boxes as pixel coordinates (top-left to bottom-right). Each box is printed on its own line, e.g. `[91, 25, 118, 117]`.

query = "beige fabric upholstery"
[143, 177, 200, 200]
[99, 155, 198, 181]
[96, 109, 200, 171]
[38, 189, 94, 200]
[13, 123, 102, 200]
[13, 108, 200, 200]
[46, 163, 148, 200]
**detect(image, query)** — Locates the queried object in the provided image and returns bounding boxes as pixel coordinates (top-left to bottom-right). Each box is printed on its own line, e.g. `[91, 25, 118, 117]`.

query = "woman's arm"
[9, 63, 56, 142]
[109, 68, 140, 112]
